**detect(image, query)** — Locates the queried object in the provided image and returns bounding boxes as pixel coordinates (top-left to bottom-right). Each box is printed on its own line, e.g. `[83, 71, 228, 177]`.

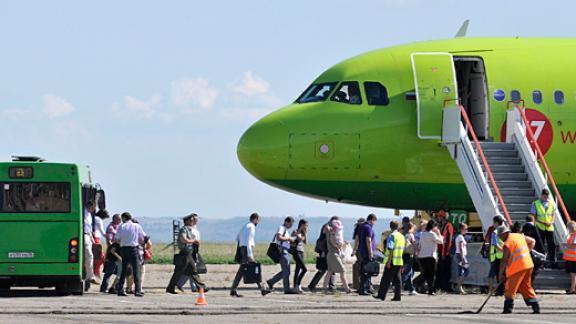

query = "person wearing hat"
[530, 188, 557, 266]
[166, 213, 207, 294]
[497, 225, 540, 314]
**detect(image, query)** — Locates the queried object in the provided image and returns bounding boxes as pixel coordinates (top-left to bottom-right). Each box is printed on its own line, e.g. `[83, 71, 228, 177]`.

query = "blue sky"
[0, 0, 573, 219]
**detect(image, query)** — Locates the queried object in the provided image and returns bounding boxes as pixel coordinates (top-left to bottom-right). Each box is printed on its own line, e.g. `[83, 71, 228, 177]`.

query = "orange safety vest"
[504, 233, 534, 277]
[564, 233, 576, 262]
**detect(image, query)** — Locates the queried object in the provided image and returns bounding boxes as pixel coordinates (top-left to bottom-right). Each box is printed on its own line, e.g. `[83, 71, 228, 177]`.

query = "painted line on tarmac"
[409, 313, 570, 324]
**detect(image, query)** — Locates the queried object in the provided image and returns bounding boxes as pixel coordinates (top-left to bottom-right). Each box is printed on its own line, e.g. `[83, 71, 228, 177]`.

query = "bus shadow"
[0, 289, 63, 298]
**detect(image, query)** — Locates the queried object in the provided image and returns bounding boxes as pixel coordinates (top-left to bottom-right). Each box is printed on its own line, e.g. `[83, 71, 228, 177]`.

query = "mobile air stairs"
[442, 101, 571, 248]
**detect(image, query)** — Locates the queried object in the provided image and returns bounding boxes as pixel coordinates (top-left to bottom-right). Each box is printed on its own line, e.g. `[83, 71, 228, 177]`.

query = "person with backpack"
[308, 217, 338, 292]
[266, 217, 297, 294]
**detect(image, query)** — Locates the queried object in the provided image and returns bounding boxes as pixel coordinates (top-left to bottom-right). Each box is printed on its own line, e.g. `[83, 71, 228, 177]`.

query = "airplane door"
[411, 53, 459, 139]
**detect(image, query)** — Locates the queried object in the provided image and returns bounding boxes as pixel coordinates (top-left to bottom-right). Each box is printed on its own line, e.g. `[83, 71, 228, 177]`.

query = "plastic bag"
[341, 243, 357, 264]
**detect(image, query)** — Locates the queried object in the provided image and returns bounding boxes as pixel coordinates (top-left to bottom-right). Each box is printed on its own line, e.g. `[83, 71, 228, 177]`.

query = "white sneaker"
[409, 290, 418, 296]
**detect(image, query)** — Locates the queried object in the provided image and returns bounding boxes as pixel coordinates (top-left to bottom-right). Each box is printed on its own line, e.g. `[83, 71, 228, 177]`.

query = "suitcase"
[242, 262, 262, 284]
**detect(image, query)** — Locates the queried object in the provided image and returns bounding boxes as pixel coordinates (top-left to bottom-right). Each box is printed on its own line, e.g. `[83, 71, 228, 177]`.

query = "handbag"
[144, 249, 153, 261]
[242, 262, 262, 284]
[195, 253, 207, 274]
[315, 256, 327, 271]
[266, 231, 284, 264]
[363, 260, 380, 277]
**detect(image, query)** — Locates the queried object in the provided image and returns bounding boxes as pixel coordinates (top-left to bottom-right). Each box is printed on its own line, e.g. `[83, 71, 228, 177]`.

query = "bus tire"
[70, 280, 84, 295]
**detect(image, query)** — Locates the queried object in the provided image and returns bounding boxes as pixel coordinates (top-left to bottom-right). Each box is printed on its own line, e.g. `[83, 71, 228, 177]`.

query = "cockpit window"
[364, 81, 389, 105]
[295, 82, 337, 103]
[330, 82, 362, 105]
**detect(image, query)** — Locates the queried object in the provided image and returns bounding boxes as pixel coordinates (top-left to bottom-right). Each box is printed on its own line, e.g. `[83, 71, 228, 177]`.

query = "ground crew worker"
[374, 220, 405, 301]
[486, 215, 505, 296]
[530, 189, 557, 266]
[497, 225, 540, 314]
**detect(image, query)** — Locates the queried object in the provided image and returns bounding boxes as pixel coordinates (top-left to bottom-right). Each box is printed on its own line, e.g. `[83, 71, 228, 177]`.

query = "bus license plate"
[8, 252, 34, 259]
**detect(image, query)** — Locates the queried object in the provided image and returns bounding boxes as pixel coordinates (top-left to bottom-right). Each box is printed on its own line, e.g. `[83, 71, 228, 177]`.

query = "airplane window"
[554, 90, 564, 105]
[295, 82, 337, 103]
[330, 82, 362, 105]
[532, 90, 542, 105]
[510, 90, 521, 102]
[364, 81, 389, 106]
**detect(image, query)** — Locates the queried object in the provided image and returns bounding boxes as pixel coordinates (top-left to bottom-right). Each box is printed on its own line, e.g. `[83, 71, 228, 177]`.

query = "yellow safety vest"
[384, 231, 405, 266]
[534, 199, 555, 232]
[490, 236, 504, 262]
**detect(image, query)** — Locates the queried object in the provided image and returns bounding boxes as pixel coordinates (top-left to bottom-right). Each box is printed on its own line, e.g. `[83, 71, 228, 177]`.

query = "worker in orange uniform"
[497, 225, 540, 314]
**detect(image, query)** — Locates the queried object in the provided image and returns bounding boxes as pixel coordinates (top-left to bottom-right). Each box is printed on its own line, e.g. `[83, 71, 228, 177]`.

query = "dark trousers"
[377, 265, 402, 300]
[293, 251, 307, 286]
[231, 246, 264, 292]
[100, 260, 116, 292]
[435, 255, 453, 292]
[415, 257, 436, 294]
[117, 247, 142, 294]
[167, 251, 205, 291]
[538, 229, 556, 263]
[358, 254, 372, 294]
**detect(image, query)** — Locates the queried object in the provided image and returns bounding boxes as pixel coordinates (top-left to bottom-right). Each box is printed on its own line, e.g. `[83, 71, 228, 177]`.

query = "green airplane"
[237, 36, 576, 218]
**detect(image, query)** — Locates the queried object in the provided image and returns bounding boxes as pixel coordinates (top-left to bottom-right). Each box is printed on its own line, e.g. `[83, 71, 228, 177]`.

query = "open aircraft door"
[411, 53, 459, 139]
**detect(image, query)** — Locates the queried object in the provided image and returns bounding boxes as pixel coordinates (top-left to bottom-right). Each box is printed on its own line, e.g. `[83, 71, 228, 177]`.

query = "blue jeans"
[402, 254, 414, 292]
[268, 249, 291, 292]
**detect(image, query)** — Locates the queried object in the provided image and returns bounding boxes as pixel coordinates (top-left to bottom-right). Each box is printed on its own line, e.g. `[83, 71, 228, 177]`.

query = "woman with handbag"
[291, 219, 308, 294]
[323, 217, 352, 294]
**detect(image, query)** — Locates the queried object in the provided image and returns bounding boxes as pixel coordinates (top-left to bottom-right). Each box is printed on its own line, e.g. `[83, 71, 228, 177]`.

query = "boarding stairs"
[442, 102, 570, 246]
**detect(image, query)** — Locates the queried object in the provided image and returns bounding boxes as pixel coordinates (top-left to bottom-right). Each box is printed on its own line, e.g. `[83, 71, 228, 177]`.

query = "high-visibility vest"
[490, 235, 504, 262]
[504, 233, 534, 277]
[564, 233, 576, 262]
[534, 199, 555, 232]
[384, 231, 406, 266]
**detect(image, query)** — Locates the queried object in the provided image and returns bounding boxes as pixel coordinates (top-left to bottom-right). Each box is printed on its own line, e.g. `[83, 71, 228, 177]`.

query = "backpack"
[314, 224, 329, 254]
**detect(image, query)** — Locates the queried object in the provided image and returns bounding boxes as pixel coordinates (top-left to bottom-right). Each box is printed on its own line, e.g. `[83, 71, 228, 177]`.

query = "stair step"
[501, 196, 536, 204]
[485, 157, 522, 165]
[479, 142, 515, 150]
[508, 211, 529, 221]
[482, 164, 525, 173]
[490, 180, 532, 188]
[499, 188, 536, 196]
[493, 173, 528, 181]
[506, 203, 533, 213]
[482, 149, 518, 157]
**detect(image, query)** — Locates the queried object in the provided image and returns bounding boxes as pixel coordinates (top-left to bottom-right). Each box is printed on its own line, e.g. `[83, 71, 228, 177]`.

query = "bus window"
[364, 81, 389, 105]
[0, 182, 71, 213]
[554, 90, 564, 105]
[532, 90, 542, 105]
[330, 81, 362, 105]
[295, 82, 337, 103]
[510, 90, 521, 102]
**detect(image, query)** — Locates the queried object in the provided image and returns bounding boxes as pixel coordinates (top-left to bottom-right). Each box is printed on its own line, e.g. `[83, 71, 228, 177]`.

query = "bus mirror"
[96, 189, 106, 210]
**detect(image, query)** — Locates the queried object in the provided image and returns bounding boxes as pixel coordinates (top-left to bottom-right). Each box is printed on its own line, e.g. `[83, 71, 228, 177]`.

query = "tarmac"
[1, 264, 575, 324]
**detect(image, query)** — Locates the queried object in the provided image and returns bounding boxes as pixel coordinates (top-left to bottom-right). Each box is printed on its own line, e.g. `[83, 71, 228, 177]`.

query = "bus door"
[411, 53, 459, 139]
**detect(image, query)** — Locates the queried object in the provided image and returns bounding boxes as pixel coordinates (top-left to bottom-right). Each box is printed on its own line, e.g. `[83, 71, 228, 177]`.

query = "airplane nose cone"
[237, 116, 288, 181]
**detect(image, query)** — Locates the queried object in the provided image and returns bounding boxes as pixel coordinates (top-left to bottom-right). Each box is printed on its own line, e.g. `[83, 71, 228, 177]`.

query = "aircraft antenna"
[454, 20, 470, 38]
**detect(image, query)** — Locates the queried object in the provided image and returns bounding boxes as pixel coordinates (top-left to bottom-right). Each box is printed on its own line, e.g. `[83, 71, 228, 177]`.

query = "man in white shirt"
[266, 216, 296, 294]
[115, 212, 147, 297]
[83, 201, 98, 285]
[230, 213, 271, 297]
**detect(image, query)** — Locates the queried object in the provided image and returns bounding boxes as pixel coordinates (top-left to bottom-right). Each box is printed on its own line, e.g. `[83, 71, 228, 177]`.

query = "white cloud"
[170, 78, 218, 110]
[113, 94, 162, 119]
[230, 72, 269, 97]
[42, 94, 75, 119]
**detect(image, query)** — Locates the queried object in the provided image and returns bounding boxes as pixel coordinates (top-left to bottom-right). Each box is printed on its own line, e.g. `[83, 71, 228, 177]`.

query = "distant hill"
[132, 216, 395, 244]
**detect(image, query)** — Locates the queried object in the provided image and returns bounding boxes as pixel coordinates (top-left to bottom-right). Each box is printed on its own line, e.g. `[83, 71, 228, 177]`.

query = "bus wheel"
[55, 284, 71, 296]
[71, 280, 84, 295]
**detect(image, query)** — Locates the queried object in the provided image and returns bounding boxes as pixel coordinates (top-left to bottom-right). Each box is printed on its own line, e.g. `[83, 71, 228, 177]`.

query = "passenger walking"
[564, 221, 576, 294]
[401, 217, 417, 295]
[357, 214, 377, 296]
[351, 217, 366, 291]
[166, 214, 207, 294]
[291, 219, 308, 294]
[323, 217, 351, 294]
[486, 215, 505, 296]
[374, 220, 405, 301]
[230, 213, 271, 297]
[308, 217, 337, 292]
[267, 217, 296, 294]
[455, 223, 469, 294]
[176, 214, 202, 292]
[115, 212, 146, 297]
[414, 219, 443, 295]
[497, 225, 540, 314]
[106, 214, 122, 245]
[435, 210, 454, 293]
[83, 201, 99, 285]
[530, 189, 557, 266]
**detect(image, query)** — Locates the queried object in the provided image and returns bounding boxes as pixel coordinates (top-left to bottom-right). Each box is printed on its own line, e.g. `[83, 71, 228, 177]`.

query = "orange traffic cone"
[195, 287, 208, 306]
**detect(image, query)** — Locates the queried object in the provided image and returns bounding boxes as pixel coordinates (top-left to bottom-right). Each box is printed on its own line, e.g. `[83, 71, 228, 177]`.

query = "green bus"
[0, 156, 106, 295]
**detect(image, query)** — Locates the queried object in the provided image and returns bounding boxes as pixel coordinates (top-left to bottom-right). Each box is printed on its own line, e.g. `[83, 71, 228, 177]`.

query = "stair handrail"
[513, 106, 572, 223]
[457, 105, 513, 225]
